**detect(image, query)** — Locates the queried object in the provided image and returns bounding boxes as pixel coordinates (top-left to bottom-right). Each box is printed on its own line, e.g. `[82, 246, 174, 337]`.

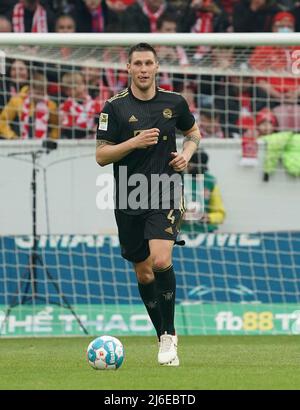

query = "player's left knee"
[152, 255, 172, 271]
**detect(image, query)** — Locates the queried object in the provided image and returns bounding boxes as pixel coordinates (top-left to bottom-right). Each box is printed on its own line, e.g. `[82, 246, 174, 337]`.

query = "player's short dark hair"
[128, 43, 158, 63]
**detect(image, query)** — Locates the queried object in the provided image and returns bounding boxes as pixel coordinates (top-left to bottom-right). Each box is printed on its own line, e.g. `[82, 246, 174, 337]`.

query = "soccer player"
[96, 43, 201, 366]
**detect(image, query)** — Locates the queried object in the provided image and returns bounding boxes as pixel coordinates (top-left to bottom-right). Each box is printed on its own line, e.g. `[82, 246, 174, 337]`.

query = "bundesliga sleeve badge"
[99, 113, 109, 131]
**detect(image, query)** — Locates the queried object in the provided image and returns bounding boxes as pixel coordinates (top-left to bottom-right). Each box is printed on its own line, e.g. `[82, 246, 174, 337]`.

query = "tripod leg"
[30, 252, 39, 298]
[0, 305, 12, 335]
[0, 265, 33, 335]
[1, 272, 29, 334]
[35, 254, 89, 335]
[20, 268, 33, 306]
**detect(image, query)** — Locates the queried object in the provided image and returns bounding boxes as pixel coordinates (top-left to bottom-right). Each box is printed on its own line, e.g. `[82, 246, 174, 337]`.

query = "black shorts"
[114, 208, 185, 263]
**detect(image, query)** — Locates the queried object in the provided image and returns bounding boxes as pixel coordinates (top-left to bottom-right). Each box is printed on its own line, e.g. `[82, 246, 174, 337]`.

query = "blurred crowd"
[1, 0, 300, 34]
[0, 0, 300, 140]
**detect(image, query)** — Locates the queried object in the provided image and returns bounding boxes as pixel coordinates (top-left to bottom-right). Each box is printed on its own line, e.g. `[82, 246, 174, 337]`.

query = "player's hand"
[132, 128, 160, 149]
[169, 152, 188, 172]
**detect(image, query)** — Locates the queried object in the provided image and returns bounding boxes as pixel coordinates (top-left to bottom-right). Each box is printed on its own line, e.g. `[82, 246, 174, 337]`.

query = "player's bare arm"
[96, 128, 160, 166]
[169, 122, 201, 172]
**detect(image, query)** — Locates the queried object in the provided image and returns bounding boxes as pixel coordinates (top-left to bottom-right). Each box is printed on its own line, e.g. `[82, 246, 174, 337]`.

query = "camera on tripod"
[42, 139, 57, 153]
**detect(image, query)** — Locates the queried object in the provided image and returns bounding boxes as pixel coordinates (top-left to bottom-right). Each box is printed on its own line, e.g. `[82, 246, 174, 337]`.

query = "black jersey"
[97, 87, 195, 214]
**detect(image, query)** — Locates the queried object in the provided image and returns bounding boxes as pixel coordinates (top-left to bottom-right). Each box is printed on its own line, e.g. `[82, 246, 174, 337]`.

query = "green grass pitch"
[0, 335, 299, 390]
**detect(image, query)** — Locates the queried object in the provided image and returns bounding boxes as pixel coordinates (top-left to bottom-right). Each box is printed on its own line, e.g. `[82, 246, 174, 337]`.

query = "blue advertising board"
[0, 232, 299, 306]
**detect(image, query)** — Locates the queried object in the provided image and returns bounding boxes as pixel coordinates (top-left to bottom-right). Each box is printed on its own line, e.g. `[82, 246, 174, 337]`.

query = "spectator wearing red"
[256, 108, 278, 136]
[189, 0, 229, 33]
[156, 12, 189, 91]
[249, 11, 300, 131]
[0, 72, 59, 140]
[250, 12, 298, 90]
[11, 0, 55, 32]
[236, 115, 256, 137]
[184, 0, 229, 60]
[60, 72, 101, 139]
[235, 115, 260, 165]
[75, 0, 120, 32]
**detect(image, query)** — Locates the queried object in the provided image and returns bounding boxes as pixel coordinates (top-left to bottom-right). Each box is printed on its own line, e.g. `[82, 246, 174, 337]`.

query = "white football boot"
[158, 333, 179, 366]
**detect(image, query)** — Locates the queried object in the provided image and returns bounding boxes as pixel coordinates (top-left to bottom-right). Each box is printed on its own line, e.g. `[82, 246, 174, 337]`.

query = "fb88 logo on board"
[215, 310, 300, 333]
[215, 311, 274, 332]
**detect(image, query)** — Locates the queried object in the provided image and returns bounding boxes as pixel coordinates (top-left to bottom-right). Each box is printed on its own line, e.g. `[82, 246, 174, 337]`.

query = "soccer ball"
[87, 335, 124, 370]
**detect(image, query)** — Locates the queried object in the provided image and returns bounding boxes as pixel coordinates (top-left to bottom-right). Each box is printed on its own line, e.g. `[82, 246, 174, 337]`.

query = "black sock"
[153, 265, 176, 335]
[138, 280, 162, 339]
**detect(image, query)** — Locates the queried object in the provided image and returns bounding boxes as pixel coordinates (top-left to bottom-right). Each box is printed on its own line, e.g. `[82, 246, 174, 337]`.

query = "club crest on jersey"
[99, 113, 108, 131]
[163, 108, 172, 119]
